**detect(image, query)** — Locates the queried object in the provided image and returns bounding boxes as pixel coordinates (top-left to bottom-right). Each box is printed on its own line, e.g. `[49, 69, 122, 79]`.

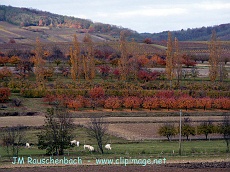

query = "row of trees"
[165, 30, 228, 87]
[158, 116, 230, 152]
[43, 91, 230, 111]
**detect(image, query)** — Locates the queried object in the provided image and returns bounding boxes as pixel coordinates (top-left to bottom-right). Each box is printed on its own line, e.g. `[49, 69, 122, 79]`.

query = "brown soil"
[0, 162, 229, 172]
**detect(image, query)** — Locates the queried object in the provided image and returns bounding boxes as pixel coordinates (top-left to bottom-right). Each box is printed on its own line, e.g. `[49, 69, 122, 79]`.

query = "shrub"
[0, 87, 11, 102]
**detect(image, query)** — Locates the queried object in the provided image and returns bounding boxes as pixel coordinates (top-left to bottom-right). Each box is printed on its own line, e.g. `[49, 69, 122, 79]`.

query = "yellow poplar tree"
[174, 37, 182, 85]
[208, 30, 219, 81]
[83, 33, 95, 80]
[70, 34, 81, 82]
[119, 31, 129, 81]
[34, 37, 45, 89]
[166, 32, 174, 87]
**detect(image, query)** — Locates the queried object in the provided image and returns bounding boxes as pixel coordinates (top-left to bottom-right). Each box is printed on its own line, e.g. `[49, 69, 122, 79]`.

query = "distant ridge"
[0, 5, 229, 42]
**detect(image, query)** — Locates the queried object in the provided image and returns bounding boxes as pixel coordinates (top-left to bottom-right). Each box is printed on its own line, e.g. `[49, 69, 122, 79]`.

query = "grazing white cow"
[105, 144, 111, 150]
[88, 146, 94, 151]
[25, 143, 30, 148]
[70, 140, 80, 147]
[84, 145, 94, 151]
[83, 145, 91, 150]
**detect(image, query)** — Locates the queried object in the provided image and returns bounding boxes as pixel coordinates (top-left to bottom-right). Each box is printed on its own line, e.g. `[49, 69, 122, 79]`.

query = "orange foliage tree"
[89, 86, 105, 99]
[104, 97, 121, 111]
[8, 56, 21, 66]
[177, 96, 195, 111]
[123, 96, 142, 111]
[160, 97, 176, 111]
[0, 87, 11, 102]
[0, 56, 9, 66]
[142, 97, 159, 111]
[0, 67, 12, 80]
[213, 98, 230, 110]
[196, 97, 212, 110]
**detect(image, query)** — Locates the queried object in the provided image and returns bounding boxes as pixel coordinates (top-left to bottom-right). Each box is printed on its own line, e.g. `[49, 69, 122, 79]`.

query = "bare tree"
[87, 116, 108, 154]
[1, 125, 25, 158]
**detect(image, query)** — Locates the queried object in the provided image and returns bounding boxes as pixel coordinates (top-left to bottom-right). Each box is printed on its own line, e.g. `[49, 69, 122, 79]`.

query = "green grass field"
[0, 139, 229, 166]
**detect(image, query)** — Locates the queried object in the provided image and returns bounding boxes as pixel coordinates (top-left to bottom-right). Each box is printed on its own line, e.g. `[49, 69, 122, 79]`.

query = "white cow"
[25, 143, 30, 148]
[83, 144, 91, 150]
[84, 145, 94, 151]
[105, 144, 111, 150]
[70, 140, 80, 147]
[88, 146, 94, 151]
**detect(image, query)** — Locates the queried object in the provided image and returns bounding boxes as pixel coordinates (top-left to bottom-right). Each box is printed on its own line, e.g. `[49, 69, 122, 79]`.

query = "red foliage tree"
[113, 68, 120, 80]
[142, 97, 159, 111]
[182, 54, 196, 67]
[143, 38, 152, 44]
[123, 96, 142, 111]
[89, 86, 105, 99]
[196, 97, 212, 110]
[213, 98, 230, 110]
[155, 90, 174, 98]
[0, 56, 9, 66]
[177, 96, 195, 111]
[104, 97, 121, 111]
[0, 87, 11, 102]
[160, 97, 177, 111]
[98, 65, 110, 79]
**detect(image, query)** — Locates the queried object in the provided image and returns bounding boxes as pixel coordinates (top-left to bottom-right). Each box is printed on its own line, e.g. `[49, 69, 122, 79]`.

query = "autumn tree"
[208, 30, 219, 81]
[123, 96, 141, 111]
[197, 121, 215, 140]
[158, 123, 177, 141]
[127, 39, 139, 81]
[119, 31, 129, 81]
[70, 34, 81, 82]
[34, 37, 45, 89]
[160, 97, 176, 111]
[142, 97, 159, 111]
[174, 37, 182, 85]
[196, 97, 212, 110]
[83, 33, 95, 80]
[0, 67, 12, 81]
[8, 56, 20, 66]
[166, 32, 174, 88]
[104, 97, 121, 111]
[0, 87, 11, 102]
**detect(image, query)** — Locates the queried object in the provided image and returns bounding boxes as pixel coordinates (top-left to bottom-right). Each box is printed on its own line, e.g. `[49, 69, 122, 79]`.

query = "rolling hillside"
[0, 5, 229, 43]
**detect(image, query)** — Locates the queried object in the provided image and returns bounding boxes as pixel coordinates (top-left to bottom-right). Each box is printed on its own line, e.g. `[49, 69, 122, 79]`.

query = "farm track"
[0, 115, 227, 128]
